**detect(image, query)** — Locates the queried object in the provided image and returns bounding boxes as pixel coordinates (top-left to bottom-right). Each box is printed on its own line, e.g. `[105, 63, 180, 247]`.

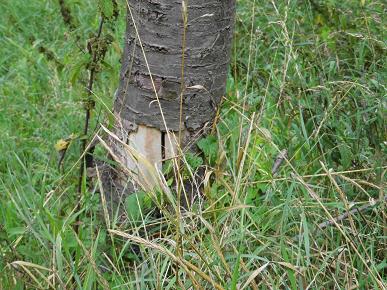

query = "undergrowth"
[0, 0, 386, 289]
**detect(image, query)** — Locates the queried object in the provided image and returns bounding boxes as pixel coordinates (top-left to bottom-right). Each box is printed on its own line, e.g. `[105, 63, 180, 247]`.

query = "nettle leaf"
[98, 0, 114, 19]
[245, 187, 256, 205]
[197, 135, 218, 165]
[185, 152, 203, 171]
[69, 53, 92, 85]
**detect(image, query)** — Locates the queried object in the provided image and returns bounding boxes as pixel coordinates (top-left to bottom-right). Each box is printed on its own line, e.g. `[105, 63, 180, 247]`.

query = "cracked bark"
[109, 0, 235, 197]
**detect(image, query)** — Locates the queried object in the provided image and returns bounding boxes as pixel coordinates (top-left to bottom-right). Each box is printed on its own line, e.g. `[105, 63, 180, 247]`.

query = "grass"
[0, 0, 386, 289]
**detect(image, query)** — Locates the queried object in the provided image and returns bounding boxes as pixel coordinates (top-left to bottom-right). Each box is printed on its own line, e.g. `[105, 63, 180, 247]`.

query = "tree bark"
[110, 0, 235, 194]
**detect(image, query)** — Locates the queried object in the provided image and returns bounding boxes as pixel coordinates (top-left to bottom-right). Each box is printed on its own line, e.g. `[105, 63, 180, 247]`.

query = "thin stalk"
[75, 17, 104, 233]
[176, 0, 188, 284]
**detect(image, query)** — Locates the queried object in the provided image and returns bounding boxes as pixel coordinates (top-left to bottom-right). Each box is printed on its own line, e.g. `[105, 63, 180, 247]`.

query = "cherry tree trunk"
[110, 0, 235, 195]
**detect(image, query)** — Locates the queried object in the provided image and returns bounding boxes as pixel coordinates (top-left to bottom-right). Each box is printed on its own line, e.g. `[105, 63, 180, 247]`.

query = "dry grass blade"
[190, 213, 232, 276]
[248, 166, 387, 185]
[241, 262, 270, 290]
[96, 165, 110, 228]
[73, 231, 111, 290]
[109, 229, 225, 290]
[292, 173, 385, 289]
[10, 261, 53, 289]
[10, 261, 51, 272]
[320, 162, 357, 232]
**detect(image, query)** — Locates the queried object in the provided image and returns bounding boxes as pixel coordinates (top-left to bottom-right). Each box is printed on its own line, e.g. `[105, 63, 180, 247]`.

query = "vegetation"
[0, 0, 385, 289]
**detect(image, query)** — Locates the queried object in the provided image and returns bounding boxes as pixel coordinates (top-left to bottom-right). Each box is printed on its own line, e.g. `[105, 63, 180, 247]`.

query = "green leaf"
[197, 135, 218, 165]
[7, 227, 25, 237]
[376, 260, 387, 272]
[339, 145, 352, 169]
[98, 0, 114, 18]
[230, 253, 241, 290]
[55, 235, 64, 281]
[185, 152, 203, 171]
[320, 26, 331, 42]
[125, 192, 147, 222]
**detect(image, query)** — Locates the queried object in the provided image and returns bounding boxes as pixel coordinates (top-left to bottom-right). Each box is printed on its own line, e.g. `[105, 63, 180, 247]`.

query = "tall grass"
[0, 0, 385, 289]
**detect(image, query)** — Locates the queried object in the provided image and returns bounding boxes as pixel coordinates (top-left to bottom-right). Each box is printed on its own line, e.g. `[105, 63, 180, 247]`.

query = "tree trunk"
[110, 0, 235, 196]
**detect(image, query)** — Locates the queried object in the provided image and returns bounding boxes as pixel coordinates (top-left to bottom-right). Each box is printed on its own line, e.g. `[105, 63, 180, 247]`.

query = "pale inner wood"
[127, 125, 162, 191]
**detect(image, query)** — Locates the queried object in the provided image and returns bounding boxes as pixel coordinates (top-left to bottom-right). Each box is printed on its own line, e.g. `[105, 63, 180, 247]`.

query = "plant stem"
[75, 17, 105, 234]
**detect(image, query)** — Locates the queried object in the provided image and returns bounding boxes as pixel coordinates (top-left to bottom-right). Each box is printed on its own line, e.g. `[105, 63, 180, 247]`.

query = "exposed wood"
[127, 125, 162, 191]
[110, 0, 236, 196]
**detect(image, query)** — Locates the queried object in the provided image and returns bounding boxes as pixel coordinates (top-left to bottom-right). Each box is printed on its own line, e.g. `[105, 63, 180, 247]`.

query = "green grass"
[0, 0, 386, 289]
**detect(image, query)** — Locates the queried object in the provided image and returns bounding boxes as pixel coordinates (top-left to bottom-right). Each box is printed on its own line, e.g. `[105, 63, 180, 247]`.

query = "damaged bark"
[110, 0, 235, 196]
